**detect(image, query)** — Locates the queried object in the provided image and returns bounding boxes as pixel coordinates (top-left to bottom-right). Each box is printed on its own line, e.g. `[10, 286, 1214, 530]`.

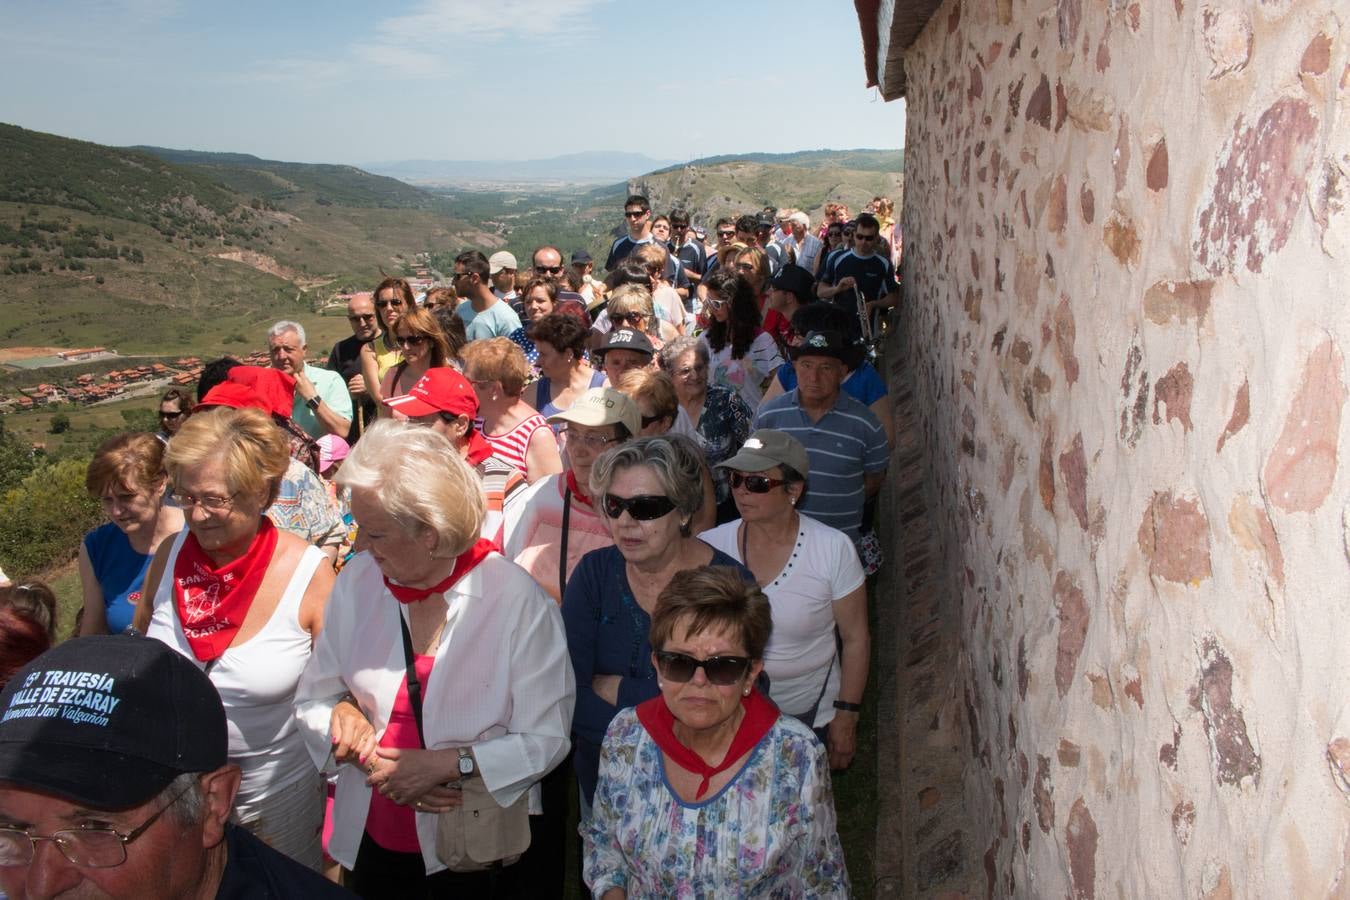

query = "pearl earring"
[742, 687, 750, 696]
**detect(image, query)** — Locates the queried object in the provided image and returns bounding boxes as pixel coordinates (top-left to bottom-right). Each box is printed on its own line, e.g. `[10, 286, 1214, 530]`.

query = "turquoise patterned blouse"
[583, 708, 850, 898]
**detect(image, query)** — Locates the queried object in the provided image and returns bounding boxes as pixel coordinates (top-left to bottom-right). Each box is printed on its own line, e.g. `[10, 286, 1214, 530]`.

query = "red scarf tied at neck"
[382, 538, 496, 604]
[172, 518, 279, 662]
[636, 688, 780, 799]
[565, 470, 592, 507]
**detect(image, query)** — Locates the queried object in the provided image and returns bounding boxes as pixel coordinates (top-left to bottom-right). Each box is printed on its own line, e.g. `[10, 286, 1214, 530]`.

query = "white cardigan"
[293, 550, 576, 872]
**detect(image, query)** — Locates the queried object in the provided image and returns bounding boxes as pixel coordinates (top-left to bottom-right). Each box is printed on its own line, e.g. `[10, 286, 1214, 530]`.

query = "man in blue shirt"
[816, 213, 896, 338]
[604, 194, 654, 270]
[754, 329, 888, 558]
[453, 250, 523, 340]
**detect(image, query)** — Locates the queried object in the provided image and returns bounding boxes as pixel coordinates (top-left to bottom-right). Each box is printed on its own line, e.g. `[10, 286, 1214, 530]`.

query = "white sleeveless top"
[147, 528, 323, 802]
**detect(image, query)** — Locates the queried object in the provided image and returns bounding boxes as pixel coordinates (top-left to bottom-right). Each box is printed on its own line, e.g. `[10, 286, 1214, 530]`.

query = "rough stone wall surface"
[898, 0, 1350, 896]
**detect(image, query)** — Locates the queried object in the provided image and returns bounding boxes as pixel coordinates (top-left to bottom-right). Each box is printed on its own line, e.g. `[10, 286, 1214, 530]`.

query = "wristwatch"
[305, 395, 321, 411]
[457, 747, 476, 778]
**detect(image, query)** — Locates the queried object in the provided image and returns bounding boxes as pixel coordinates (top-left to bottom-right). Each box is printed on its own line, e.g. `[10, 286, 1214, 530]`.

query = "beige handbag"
[434, 779, 531, 872]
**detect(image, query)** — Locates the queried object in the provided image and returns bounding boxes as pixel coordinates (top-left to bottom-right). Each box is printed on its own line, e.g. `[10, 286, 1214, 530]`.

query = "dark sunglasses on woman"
[729, 472, 786, 493]
[602, 493, 675, 521]
[654, 650, 752, 685]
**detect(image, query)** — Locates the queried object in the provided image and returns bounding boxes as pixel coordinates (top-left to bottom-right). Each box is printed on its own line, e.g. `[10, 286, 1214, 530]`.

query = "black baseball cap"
[571, 249, 593, 265]
[770, 264, 816, 302]
[596, 327, 655, 358]
[0, 636, 227, 809]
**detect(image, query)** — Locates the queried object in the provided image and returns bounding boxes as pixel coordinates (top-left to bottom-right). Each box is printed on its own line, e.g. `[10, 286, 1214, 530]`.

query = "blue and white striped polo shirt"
[753, 390, 888, 545]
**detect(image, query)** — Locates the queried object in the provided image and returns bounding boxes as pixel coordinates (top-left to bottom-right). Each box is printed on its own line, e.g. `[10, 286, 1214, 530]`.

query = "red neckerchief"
[382, 538, 495, 604]
[172, 518, 279, 662]
[565, 470, 592, 507]
[464, 430, 494, 467]
[636, 688, 779, 799]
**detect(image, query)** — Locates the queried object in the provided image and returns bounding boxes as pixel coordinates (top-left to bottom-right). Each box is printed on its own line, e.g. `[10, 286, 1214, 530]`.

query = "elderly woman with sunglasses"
[699, 430, 869, 772]
[377, 307, 451, 416]
[561, 435, 751, 812]
[583, 566, 849, 897]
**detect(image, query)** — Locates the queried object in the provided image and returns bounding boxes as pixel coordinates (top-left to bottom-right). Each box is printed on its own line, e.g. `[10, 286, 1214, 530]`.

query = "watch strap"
[833, 700, 862, 713]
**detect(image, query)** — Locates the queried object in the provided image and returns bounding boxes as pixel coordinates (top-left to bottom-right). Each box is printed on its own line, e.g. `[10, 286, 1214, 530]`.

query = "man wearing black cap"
[594, 327, 655, 386]
[0, 636, 352, 899]
[753, 329, 888, 568]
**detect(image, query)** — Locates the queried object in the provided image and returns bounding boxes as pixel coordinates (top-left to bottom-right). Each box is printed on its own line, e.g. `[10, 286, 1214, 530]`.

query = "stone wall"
[897, 0, 1350, 895]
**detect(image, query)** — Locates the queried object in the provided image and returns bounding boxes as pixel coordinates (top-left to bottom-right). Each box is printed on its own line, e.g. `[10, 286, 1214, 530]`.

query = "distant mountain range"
[361, 152, 681, 185]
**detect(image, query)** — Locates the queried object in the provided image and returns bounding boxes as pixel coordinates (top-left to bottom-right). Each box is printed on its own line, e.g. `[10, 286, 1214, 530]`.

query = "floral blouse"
[696, 384, 753, 505]
[583, 708, 850, 898]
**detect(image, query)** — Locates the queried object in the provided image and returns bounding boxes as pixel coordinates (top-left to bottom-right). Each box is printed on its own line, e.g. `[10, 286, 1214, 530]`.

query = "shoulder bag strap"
[559, 488, 573, 602]
[397, 612, 426, 748]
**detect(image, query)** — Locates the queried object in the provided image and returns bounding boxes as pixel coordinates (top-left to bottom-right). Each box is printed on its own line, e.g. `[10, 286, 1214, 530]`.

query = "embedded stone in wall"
[1058, 0, 1082, 49]
[1059, 433, 1089, 530]
[1034, 755, 1055, 833]
[1040, 432, 1056, 510]
[1058, 739, 1081, 766]
[1066, 798, 1098, 899]
[1194, 97, 1318, 275]
[1103, 213, 1141, 266]
[1048, 174, 1068, 233]
[1113, 115, 1130, 193]
[1262, 339, 1345, 513]
[1202, 6, 1252, 78]
[1066, 86, 1113, 132]
[1146, 139, 1169, 191]
[1027, 75, 1053, 129]
[1172, 801, 1196, 845]
[1152, 362, 1194, 430]
[1054, 296, 1079, 384]
[1227, 494, 1285, 588]
[1054, 571, 1088, 697]
[1300, 32, 1331, 76]
[1216, 378, 1250, 453]
[1015, 255, 1040, 309]
[1328, 737, 1350, 796]
[1119, 343, 1149, 448]
[1055, 79, 1067, 131]
[1138, 491, 1213, 584]
[1191, 637, 1261, 787]
[1080, 183, 1095, 223]
[1143, 279, 1212, 326]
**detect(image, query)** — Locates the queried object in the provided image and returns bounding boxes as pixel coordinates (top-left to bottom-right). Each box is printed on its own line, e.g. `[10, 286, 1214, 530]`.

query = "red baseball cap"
[384, 367, 479, 419]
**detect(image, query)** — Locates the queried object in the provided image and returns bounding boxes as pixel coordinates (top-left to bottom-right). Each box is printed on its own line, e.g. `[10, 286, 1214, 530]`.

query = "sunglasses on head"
[729, 472, 786, 493]
[602, 493, 676, 521]
[654, 650, 751, 685]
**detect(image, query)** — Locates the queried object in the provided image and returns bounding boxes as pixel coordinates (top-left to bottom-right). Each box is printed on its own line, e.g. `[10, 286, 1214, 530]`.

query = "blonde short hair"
[336, 419, 485, 558]
[607, 284, 656, 321]
[616, 368, 677, 423]
[165, 407, 289, 507]
[634, 242, 668, 269]
[460, 337, 530, 398]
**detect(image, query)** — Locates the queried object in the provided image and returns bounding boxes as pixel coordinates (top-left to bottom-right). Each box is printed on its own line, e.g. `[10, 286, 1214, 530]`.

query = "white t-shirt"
[702, 330, 784, 413]
[700, 514, 864, 727]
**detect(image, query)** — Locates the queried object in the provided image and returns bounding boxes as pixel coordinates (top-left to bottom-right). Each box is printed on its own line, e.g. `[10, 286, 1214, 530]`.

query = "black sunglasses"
[640, 412, 667, 428]
[602, 493, 676, 521]
[654, 650, 752, 686]
[535, 265, 564, 275]
[730, 472, 786, 493]
[717, 230, 735, 238]
[624, 210, 648, 219]
[612, 312, 646, 326]
[375, 299, 404, 309]
[159, 410, 184, 420]
[347, 313, 377, 322]
[394, 335, 426, 347]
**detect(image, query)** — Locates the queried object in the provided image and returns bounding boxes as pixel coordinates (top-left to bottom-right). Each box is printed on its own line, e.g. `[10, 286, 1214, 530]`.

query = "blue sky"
[1, 0, 905, 166]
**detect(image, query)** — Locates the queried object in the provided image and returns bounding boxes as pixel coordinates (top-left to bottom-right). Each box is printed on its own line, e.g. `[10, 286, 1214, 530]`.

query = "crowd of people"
[0, 192, 901, 899]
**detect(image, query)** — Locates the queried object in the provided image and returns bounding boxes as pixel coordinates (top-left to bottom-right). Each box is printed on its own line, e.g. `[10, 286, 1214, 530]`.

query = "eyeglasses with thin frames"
[170, 490, 238, 514]
[562, 428, 620, 452]
[0, 784, 192, 869]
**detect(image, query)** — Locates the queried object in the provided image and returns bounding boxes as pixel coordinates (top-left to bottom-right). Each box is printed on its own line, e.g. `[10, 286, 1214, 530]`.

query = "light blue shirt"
[290, 363, 352, 438]
[456, 298, 523, 341]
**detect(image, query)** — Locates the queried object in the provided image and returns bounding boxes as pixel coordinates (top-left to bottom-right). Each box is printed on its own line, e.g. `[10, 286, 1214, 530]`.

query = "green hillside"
[0, 124, 495, 356]
[133, 145, 460, 213]
[652, 148, 904, 174]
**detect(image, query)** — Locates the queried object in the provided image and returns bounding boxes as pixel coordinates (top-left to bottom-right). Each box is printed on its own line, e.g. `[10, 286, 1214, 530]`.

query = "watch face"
[459, 756, 474, 775]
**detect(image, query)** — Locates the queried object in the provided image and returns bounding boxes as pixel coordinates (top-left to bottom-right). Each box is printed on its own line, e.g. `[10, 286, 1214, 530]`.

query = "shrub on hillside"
[0, 459, 100, 575]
